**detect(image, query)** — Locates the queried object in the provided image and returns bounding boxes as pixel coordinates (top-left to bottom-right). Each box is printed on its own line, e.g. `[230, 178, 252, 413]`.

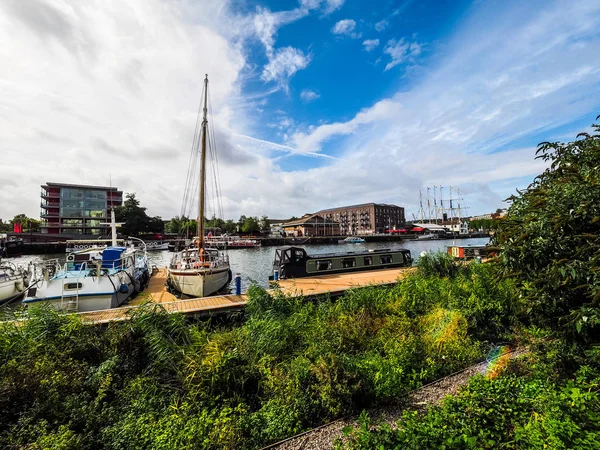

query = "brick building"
[317, 203, 405, 235]
[40, 182, 123, 235]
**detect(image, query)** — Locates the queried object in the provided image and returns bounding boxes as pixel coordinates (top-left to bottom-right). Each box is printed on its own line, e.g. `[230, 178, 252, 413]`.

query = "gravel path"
[265, 349, 526, 450]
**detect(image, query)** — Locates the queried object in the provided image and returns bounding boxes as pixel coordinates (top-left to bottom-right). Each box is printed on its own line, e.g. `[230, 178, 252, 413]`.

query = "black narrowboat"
[270, 246, 412, 280]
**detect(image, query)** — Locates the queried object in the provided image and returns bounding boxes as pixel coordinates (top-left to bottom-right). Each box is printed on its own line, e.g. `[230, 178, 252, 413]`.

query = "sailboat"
[167, 75, 231, 298]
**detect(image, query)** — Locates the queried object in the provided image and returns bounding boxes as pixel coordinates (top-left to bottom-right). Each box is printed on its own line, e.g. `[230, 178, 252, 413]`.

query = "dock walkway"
[76, 267, 415, 325]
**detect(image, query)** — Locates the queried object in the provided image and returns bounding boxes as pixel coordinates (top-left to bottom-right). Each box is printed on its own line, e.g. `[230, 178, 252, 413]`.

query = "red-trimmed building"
[40, 182, 123, 235]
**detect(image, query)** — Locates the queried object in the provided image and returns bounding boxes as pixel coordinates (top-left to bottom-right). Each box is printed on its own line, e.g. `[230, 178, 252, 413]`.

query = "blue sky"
[1, 0, 600, 221]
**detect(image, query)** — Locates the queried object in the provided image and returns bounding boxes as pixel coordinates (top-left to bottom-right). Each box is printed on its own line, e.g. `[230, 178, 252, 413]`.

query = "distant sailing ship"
[167, 75, 232, 297]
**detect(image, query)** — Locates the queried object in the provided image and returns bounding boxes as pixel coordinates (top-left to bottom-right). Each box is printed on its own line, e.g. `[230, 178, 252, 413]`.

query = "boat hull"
[0, 276, 26, 305]
[168, 266, 230, 297]
[23, 276, 136, 312]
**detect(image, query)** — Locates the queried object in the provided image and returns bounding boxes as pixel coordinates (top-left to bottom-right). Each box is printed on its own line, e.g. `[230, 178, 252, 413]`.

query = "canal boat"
[167, 75, 231, 298]
[0, 259, 29, 305]
[23, 213, 149, 312]
[270, 246, 412, 280]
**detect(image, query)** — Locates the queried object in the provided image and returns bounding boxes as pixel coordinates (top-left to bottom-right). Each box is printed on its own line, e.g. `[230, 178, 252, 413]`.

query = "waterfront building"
[40, 182, 123, 235]
[281, 214, 340, 237]
[317, 203, 405, 235]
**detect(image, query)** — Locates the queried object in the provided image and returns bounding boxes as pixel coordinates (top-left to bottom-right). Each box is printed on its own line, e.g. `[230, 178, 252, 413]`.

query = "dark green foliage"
[0, 262, 513, 449]
[115, 193, 164, 235]
[494, 121, 600, 338]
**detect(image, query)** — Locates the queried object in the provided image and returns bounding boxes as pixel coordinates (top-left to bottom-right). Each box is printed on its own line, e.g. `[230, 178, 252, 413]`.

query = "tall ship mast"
[167, 75, 232, 298]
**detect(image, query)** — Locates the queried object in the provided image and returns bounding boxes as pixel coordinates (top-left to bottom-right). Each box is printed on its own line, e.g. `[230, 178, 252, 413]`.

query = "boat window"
[364, 256, 373, 266]
[294, 250, 305, 262]
[316, 260, 332, 271]
[380, 255, 393, 264]
[341, 258, 356, 268]
[64, 282, 83, 290]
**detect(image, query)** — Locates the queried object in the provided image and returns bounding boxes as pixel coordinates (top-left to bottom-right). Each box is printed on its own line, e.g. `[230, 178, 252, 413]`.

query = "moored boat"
[0, 259, 29, 305]
[204, 236, 261, 249]
[0, 234, 24, 257]
[167, 75, 231, 298]
[23, 213, 149, 312]
[339, 236, 366, 243]
[270, 246, 412, 280]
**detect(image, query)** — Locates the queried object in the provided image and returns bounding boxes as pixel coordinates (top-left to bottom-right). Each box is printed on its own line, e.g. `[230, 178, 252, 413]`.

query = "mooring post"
[235, 273, 241, 295]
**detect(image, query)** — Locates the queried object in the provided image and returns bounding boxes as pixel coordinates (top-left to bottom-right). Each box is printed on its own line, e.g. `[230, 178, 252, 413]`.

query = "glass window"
[380, 255, 393, 264]
[61, 188, 84, 199]
[316, 260, 332, 271]
[341, 258, 356, 268]
[364, 256, 373, 266]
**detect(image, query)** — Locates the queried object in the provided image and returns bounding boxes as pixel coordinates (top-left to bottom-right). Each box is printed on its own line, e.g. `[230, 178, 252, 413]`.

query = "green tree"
[494, 119, 600, 338]
[114, 193, 164, 235]
[241, 216, 260, 234]
[260, 215, 270, 233]
[9, 214, 40, 232]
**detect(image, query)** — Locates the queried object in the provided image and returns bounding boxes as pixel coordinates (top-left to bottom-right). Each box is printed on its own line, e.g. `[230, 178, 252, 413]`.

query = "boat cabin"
[271, 246, 412, 280]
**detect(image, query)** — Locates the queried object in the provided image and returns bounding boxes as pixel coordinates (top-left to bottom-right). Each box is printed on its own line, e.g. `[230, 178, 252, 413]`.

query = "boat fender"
[15, 279, 24, 291]
[227, 269, 233, 285]
[119, 283, 129, 294]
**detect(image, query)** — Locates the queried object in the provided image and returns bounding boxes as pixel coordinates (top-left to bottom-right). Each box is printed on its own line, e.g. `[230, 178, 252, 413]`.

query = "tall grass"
[0, 259, 519, 449]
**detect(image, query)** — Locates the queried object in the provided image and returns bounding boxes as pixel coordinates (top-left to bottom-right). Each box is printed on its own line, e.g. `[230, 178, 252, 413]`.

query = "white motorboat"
[0, 259, 29, 305]
[23, 212, 150, 312]
[339, 236, 366, 243]
[167, 75, 231, 298]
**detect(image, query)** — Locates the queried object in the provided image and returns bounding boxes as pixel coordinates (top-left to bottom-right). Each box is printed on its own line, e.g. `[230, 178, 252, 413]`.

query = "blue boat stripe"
[23, 291, 117, 303]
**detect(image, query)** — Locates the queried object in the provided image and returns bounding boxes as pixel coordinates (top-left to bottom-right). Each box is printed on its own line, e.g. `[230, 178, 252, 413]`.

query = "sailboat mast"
[198, 74, 209, 249]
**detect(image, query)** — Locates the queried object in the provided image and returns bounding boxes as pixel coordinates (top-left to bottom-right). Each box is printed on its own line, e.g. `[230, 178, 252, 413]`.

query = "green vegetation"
[0, 214, 40, 233]
[2, 120, 599, 448]
[337, 119, 600, 448]
[115, 193, 164, 235]
[0, 256, 517, 449]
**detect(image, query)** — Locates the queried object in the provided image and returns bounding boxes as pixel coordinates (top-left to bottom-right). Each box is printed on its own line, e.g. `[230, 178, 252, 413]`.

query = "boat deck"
[74, 267, 415, 325]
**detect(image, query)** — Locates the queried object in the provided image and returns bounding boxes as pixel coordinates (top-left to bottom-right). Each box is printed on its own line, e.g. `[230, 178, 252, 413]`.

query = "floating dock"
[75, 266, 415, 325]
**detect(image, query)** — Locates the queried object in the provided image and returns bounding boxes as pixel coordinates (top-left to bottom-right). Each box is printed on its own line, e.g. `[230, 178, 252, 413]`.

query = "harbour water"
[8, 237, 489, 294]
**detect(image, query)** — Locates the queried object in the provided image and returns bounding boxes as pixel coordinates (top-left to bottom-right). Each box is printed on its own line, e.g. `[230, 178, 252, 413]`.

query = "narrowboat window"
[341, 258, 356, 268]
[316, 260, 332, 271]
[364, 256, 373, 266]
[380, 255, 393, 264]
[64, 282, 83, 290]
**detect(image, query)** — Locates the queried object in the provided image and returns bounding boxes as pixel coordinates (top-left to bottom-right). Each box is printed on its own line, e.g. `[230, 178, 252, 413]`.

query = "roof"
[317, 203, 403, 213]
[282, 214, 339, 227]
[42, 182, 122, 192]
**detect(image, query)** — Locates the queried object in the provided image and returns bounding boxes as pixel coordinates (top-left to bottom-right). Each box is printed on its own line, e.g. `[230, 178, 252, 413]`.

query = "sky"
[1, 0, 600, 222]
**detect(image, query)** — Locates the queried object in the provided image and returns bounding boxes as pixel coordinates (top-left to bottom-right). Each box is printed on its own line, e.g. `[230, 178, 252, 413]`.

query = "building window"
[316, 260, 332, 271]
[380, 255, 393, 264]
[364, 256, 373, 266]
[341, 258, 356, 268]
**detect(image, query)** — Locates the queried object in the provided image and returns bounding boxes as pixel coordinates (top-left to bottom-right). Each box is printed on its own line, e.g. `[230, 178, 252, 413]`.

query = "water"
[8, 237, 489, 292]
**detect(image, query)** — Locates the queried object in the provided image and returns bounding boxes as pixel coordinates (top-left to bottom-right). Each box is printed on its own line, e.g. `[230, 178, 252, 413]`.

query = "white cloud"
[300, 0, 345, 14]
[261, 47, 311, 86]
[362, 39, 380, 51]
[331, 19, 361, 38]
[2, 0, 600, 223]
[300, 89, 321, 102]
[375, 19, 388, 32]
[383, 38, 422, 70]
